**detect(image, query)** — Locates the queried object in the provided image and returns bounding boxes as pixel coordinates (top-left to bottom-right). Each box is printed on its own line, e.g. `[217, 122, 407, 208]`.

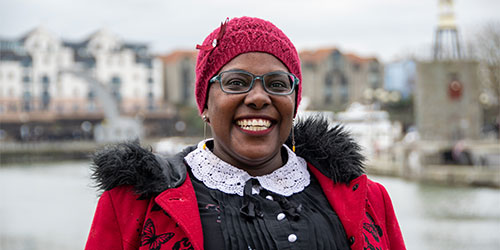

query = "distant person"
[452, 140, 473, 165]
[85, 16, 406, 250]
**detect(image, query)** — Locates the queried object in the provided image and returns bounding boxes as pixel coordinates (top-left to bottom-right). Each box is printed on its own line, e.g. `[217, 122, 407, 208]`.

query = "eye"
[269, 80, 288, 89]
[265, 73, 292, 92]
[226, 79, 247, 86]
[220, 72, 252, 92]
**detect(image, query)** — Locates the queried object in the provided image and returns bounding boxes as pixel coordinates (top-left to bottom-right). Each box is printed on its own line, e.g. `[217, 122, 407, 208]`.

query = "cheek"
[280, 96, 296, 118]
[206, 86, 222, 118]
[276, 96, 295, 134]
[206, 91, 239, 127]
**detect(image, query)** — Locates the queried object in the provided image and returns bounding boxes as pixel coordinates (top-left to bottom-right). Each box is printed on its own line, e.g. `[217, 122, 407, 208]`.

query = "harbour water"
[0, 161, 499, 250]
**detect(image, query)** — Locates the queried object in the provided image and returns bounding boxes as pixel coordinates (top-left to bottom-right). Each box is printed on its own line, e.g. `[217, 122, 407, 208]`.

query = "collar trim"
[184, 140, 310, 197]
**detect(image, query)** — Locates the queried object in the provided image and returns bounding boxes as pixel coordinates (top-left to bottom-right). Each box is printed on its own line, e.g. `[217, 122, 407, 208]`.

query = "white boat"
[333, 103, 402, 160]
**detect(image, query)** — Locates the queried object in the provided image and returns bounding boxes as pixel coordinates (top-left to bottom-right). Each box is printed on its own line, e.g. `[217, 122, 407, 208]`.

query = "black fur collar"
[92, 116, 365, 197]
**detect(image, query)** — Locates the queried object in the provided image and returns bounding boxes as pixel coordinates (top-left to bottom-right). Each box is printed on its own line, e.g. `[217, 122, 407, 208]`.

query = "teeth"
[236, 119, 272, 131]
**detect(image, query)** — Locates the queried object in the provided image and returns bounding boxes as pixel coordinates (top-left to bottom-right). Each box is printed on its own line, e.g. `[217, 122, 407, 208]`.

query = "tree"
[470, 22, 500, 106]
[468, 22, 500, 137]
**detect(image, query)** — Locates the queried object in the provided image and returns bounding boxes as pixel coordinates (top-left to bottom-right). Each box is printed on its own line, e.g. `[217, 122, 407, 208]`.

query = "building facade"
[415, 60, 481, 141]
[159, 50, 198, 107]
[0, 27, 163, 119]
[300, 48, 383, 111]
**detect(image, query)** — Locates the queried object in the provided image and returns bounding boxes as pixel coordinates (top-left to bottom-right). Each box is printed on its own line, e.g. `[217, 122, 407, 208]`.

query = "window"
[88, 90, 95, 100]
[370, 62, 379, 73]
[21, 58, 32, 67]
[352, 63, 361, 72]
[332, 51, 343, 70]
[111, 76, 121, 84]
[23, 91, 31, 111]
[340, 76, 349, 103]
[369, 74, 379, 88]
[111, 76, 122, 103]
[42, 75, 50, 94]
[42, 92, 50, 110]
[181, 65, 191, 104]
[324, 73, 333, 104]
[147, 92, 154, 111]
[42, 75, 50, 84]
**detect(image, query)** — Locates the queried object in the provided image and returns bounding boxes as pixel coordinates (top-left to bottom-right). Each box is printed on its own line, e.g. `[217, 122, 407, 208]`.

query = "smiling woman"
[205, 52, 296, 176]
[85, 17, 406, 250]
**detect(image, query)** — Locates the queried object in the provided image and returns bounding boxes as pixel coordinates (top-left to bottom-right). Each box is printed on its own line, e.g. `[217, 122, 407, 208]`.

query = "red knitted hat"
[195, 16, 302, 115]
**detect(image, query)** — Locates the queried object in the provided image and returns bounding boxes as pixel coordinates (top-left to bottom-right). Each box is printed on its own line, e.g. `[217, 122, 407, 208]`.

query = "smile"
[236, 119, 272, 131]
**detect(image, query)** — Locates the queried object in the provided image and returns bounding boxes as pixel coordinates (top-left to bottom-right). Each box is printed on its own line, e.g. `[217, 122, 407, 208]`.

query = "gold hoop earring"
[202, 115, 209, 150]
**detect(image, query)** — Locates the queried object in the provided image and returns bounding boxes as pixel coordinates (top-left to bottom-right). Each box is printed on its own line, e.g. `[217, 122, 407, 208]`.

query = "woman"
[85, 17, 405, 250]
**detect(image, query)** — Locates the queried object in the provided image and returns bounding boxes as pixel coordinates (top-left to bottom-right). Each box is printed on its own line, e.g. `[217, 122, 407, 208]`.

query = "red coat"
[85, 163, 405, 250]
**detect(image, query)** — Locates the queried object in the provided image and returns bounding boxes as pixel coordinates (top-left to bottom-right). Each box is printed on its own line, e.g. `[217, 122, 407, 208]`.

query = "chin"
[237, 144, 280, 162]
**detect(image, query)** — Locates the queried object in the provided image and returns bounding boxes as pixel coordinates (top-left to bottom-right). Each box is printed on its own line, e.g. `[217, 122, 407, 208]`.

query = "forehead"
[219, 52, 289, 74]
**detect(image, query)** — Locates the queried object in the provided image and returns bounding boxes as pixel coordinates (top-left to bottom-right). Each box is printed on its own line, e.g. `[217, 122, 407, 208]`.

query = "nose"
[244, 79, 271, 110]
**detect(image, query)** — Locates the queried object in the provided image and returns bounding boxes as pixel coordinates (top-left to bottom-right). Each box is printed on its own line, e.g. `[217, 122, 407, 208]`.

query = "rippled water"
[0, 161, 499, 250]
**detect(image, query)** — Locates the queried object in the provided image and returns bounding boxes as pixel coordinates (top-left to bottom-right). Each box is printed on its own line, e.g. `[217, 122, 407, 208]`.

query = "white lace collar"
[184, 139, 310, 197]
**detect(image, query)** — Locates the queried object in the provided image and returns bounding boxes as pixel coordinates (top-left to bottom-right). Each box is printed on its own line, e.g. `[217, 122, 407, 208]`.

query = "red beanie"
[195, 16, 302, 115]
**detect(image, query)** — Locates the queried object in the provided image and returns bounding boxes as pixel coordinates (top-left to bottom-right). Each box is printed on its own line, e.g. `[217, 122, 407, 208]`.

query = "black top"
[188, 167, 350, 250]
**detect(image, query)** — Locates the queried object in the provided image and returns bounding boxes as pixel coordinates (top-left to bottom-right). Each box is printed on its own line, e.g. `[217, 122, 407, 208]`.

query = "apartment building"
[0, 27, 163, 119]
[300, 48, 383, 111]
[158, 50, 197, 107]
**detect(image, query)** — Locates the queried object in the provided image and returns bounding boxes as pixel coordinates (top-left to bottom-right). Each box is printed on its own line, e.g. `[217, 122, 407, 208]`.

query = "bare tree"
[466, 22, 500, 139]
[470, 22, 500, 108]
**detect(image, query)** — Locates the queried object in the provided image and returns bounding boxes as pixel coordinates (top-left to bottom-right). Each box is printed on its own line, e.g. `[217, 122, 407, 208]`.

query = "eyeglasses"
[209, 69, 299, 95]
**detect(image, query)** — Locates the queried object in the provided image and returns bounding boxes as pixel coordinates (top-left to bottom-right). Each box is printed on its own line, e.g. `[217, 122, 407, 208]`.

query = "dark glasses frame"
[209, 69, 299, 95]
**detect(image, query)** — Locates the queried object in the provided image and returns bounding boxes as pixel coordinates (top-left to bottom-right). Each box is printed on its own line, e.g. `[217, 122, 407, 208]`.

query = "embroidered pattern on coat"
[172, 237, 194, 250]
[151, 203, 172, 219]
[363, 212, 383, 250]
[140, 218, 175, 250]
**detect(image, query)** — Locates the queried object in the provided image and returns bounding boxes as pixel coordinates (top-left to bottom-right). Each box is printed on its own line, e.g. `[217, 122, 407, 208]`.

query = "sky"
[0, 0, 499, 62]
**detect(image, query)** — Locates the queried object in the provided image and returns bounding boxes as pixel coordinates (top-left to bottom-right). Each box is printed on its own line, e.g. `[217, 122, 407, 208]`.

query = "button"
[266, 195, 274, 201]
[349, 236, 355, 245]
[288, 234, 297, 242]
[352, 184, 359, 191]
[277, 213, 286, 221]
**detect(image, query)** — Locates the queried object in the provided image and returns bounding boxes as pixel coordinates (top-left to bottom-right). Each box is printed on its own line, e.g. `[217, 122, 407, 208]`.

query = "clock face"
[448, 80, 463, 100]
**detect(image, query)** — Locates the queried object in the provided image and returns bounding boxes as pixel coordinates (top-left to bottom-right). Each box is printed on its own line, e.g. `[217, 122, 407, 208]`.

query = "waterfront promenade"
[1, 138, 499, 189]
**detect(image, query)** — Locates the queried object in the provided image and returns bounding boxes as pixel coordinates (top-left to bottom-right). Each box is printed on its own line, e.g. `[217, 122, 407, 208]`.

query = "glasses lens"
[264, 72, 294, 94]
[220, 71, 252, 93]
